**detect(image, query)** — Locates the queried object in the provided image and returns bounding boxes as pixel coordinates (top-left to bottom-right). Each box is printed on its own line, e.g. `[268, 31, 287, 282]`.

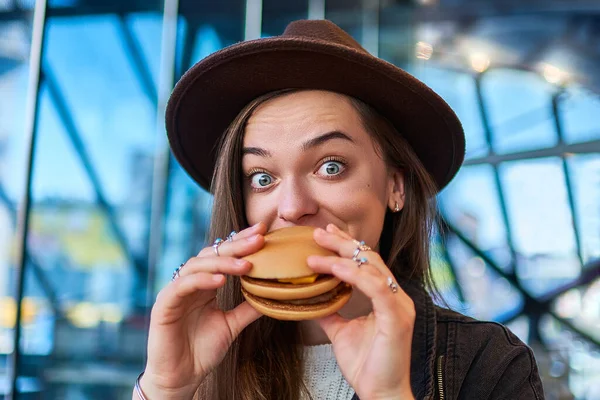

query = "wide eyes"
[250, 173, 273, 188]
[317, 160, 345, 177]
[247, 159, 347, 190]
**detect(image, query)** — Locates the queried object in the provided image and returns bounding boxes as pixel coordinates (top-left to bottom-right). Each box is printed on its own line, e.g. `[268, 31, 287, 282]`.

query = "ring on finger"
[212, 238, 224, 256]
[351, 240, 372, 262]
[226, 231, 237, 242]
[353, 240, 372, 252]
[171, 262, 186, 281]
[387, 276, 398, 293]
[356, 257, 368, 268]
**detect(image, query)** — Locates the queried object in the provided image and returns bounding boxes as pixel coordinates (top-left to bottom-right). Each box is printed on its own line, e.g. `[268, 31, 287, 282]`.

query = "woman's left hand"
[306, 224, 416, 400]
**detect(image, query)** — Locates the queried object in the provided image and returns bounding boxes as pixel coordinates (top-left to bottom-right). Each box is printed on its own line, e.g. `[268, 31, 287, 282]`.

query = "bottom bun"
[242, 284, 353, 321]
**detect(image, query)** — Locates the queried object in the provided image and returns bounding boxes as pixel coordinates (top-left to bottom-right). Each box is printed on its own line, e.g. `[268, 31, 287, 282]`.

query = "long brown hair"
[198, 89, 439, 399]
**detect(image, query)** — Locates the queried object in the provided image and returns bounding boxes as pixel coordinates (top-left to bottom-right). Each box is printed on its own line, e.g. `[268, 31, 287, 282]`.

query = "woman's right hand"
[138, 222, 266, 399]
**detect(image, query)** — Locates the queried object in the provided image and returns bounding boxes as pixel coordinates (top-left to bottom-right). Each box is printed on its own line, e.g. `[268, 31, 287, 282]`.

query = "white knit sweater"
[302, 344, 355, 400]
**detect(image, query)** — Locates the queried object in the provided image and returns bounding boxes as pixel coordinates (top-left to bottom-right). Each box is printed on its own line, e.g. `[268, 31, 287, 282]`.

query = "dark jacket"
[352, 282, 545, 400]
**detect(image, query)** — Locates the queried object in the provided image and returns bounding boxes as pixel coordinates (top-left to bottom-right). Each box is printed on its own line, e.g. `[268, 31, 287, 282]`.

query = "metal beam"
[445, 218, 600, 349]
[9, 0, 47, 397]
[0, 186, 62, 318]
[463, 138, 600, 165]
[117, 14, 158, 103]
[551, 92, 586, 269]
[473, 73, 519, 276]
[42, 68, 147, 280]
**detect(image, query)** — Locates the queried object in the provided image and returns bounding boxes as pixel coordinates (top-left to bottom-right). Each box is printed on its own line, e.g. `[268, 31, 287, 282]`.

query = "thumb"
[224, 302, 262, 339]
[317, 313, 347, 342]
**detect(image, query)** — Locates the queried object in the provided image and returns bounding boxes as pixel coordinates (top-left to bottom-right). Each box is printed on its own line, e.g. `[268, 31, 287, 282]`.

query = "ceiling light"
[542, 63, 568, 85]
[469, 52, 490, 73]
[415, 41, 433, 60]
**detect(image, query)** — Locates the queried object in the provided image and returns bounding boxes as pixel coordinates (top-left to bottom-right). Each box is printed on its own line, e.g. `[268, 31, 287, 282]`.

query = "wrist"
[136, 371, 198, 400]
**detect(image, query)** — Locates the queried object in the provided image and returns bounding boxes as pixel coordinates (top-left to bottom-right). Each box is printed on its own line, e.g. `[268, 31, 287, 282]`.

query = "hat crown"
[281, 19, 366, 53]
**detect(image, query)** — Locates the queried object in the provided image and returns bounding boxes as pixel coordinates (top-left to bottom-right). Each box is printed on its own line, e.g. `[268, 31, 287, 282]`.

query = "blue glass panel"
[566, 154, 600, 265]
[445, 233, 523, 321]
[439, 164, 512, 270]
[481, 69, 558, 154]
[0, 16, 35, 395]
[190, 25, 224, 67]
[32, 85, 95, 201]
[499, 158, 580, 296]
[44, 15, 157, 205]
[262, 0, 308, 37]
[560, 86, 600, 144]
[410, 66, 488, 159]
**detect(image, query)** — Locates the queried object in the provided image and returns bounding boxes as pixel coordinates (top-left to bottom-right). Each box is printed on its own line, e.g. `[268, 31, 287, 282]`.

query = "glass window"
[539, 314, 600, 399]
[499, 158, 580, 296]
[552, 278, 600, 342]
[481, 69, 558, 154]
[0, 14, 35, 399]
[445, 234, 523, 322]
[566, 154, 600, 265]
[262, 0, 308, 37]
[430, 230, 464, 311]
[559, 86, 600, 144]
[325, 0, 364, 45]
[409, 66, 488, 159]
[439, 164, 512, 271]
[45, 15, 158, 205]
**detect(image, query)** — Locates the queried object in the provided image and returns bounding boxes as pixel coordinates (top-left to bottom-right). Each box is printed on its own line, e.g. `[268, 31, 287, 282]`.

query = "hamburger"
[241, 226, 352, 321]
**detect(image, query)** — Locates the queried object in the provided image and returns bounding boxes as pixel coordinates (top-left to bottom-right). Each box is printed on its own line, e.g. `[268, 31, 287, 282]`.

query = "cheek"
[324, 178, 388, 230]
[244, 191, 276, 225]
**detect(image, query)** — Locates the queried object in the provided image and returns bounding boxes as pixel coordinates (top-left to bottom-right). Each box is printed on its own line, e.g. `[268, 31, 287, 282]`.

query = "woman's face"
[242, 90, 404, 248]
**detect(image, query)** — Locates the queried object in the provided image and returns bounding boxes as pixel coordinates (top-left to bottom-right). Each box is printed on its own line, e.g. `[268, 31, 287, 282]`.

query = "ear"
[387, 169, 405, 213]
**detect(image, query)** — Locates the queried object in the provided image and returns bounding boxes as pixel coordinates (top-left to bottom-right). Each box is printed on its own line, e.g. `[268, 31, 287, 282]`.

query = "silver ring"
[351, 240, 372, 262]
[353, 240, 372, 252]
[226, 231, 237, 242]
[213, 238, 224, 256]
[356, 257, 368, 268]
[171, 262, 185, 281]
[387, 277, 398, 293]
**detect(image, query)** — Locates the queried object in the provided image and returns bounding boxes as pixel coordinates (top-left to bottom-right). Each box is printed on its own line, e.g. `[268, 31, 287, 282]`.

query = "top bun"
[243, 226, 336, 279]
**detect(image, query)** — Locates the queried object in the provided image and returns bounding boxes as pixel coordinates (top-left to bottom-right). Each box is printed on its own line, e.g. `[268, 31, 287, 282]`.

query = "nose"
[277, 177, 318, 223]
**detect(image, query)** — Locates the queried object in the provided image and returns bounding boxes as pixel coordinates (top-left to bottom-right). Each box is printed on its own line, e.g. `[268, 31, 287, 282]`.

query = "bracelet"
[135, 371, 148, 400]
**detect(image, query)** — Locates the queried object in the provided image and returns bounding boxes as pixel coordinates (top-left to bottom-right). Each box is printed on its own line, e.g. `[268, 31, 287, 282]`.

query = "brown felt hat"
[166, 19, 465, 192]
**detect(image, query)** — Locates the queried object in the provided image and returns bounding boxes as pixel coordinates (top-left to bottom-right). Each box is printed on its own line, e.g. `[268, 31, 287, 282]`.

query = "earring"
[394, 201, 400, 212]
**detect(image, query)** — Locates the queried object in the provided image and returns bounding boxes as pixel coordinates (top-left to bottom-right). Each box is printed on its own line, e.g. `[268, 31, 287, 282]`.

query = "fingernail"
[236, 259, 249, 267]
[213, 274, 224, 282]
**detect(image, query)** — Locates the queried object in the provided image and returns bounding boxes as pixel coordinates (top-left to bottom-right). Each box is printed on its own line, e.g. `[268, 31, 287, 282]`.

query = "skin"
[137, 90, 415, 400]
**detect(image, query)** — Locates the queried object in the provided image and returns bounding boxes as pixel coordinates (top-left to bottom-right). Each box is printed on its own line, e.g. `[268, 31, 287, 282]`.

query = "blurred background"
[1, 0, 599, 398]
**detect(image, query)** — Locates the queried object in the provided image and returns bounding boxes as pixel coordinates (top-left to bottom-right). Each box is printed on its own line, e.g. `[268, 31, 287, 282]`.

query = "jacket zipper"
[436, 355, 445, 400]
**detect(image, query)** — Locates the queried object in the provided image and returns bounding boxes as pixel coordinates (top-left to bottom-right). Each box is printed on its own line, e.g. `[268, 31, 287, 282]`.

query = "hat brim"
[166, 36, 465, 192]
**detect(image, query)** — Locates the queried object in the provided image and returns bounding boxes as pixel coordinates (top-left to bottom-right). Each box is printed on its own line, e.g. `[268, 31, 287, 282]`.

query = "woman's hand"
[306, 224, 416, 400]
[139, 223, 266, 399]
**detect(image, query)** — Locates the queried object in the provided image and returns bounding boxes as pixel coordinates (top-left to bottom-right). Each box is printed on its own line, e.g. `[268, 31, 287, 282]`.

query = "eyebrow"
[242, 131, 355, 158]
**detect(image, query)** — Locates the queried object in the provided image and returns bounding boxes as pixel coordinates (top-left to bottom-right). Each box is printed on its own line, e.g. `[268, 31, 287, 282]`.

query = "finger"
[326, 223, 353, 240]
[316, 313, 348, 341]
[314, 227, 373, 260]
[227, 222, 267, 242]
[223, 302, 263, 339]
[307, 255, 382, 278]
[329, 263, 409, 323]
[178, 256, 252, 278]
[197, 231, 265, 258]
[158, 272, 226, 311]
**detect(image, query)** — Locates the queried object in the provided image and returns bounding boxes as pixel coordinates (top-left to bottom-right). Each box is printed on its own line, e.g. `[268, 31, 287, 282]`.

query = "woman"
[133, 20, 545, 399]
